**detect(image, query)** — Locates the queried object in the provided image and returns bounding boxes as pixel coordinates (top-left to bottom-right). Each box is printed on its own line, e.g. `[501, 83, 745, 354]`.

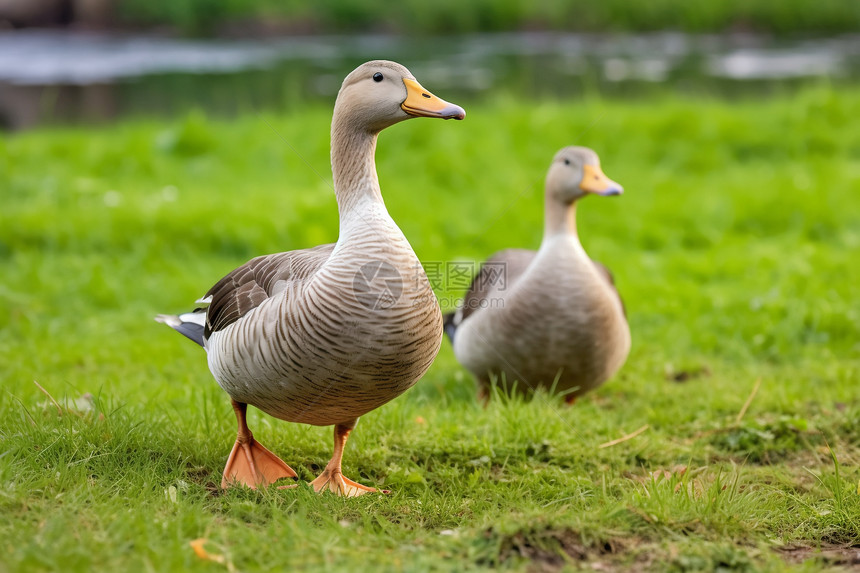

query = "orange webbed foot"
[222, 438, 298, 489]
[309, 468, 388, 497]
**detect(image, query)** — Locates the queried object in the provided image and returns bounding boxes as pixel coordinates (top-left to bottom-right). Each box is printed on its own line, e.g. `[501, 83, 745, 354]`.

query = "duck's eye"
[563, 159, 571, 166]
[373, 72, 384, 82]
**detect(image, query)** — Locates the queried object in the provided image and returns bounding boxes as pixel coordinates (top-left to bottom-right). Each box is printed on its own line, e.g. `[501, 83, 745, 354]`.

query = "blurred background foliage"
[117, 0, 860, 36]
[0, 0, 858, 36]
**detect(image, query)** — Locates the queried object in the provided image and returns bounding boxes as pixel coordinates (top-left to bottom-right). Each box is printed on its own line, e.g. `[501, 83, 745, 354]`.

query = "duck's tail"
[155, 310, 207, 347]
[442, 308, 462, 345]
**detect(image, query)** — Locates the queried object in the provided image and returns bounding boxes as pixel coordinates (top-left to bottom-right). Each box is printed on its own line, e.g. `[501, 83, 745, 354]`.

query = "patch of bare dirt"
[492, 527, 654, 572]
[663, 364, 711, 383]
[778, 545, 860, 568]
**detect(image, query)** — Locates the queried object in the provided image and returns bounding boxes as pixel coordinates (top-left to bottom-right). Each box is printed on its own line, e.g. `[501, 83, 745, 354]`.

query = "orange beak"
[401, 78, 466, 120]
[580, 164, 623, 196]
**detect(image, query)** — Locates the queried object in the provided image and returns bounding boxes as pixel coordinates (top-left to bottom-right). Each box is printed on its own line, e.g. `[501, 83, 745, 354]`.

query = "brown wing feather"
[204, 244, 334, 338]
[460, 248, 536, 322]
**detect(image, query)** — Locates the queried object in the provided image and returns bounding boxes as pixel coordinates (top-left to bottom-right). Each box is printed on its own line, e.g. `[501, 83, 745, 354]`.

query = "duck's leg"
[310, 419, 386, 497]
[477, 382, 491, 407]
[222, 400, 298, 489]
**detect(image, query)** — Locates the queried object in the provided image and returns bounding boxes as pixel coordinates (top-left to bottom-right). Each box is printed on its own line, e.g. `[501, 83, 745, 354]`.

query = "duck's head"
[334, 60, 466, 134]
[545, 146, 623, 205]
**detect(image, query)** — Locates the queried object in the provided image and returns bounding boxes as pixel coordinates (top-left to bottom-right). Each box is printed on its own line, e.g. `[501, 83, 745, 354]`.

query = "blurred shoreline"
[2, 28, 858, 131]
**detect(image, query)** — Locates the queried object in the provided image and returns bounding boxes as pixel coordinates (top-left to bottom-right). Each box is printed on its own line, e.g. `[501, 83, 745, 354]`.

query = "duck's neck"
[331, 117, 386, 228]
[543, 195, 580, 243]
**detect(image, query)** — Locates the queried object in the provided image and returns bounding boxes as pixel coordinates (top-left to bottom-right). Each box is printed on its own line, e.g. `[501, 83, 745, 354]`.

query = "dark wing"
[203, 244, 334, 338]
[444, 249, 536, 343]
[591, 259, 626, 317]
[460, 249, 536, 322]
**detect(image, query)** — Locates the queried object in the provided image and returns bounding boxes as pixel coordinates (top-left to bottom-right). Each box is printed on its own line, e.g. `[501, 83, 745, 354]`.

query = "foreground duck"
[443, 146, 629, 403]
[157, 61, 465, 496]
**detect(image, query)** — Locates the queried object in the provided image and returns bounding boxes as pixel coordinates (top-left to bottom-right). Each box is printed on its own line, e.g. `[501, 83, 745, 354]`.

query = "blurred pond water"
[1, 30, 858, 129]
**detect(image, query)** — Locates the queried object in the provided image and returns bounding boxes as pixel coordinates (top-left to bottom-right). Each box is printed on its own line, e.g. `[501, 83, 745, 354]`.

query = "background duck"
[444, 146, 629, 403]
[157, 60, 465, 496]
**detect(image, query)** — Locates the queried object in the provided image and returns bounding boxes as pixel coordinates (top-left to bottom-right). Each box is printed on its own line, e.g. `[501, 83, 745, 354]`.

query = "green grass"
[116, 0, 860, 36]
[2, 84, 860, 572]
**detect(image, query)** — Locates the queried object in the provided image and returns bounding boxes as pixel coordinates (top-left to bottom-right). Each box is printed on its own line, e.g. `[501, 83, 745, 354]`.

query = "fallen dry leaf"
[190, 538, 224, 564]
[189, 538, 235, 571]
